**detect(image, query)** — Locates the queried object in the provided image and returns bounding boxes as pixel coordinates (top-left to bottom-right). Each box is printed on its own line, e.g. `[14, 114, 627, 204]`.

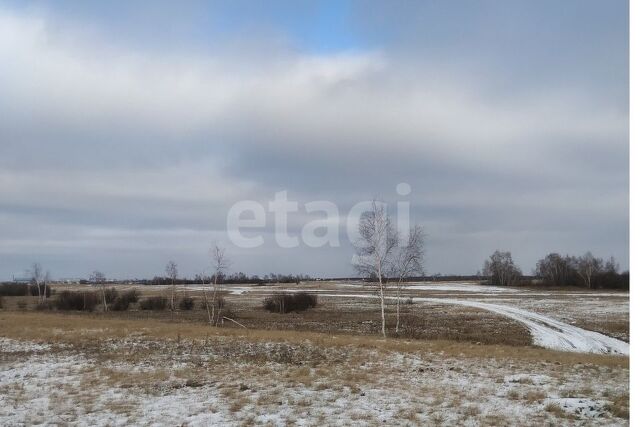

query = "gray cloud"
[0, 4, 628, 279]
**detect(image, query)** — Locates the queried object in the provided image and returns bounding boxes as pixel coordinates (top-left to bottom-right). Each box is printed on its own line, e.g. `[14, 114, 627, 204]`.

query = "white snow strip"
[403, 282, 519, 293]
[417, 298, 629, 355]
[319, 294, 629, 355]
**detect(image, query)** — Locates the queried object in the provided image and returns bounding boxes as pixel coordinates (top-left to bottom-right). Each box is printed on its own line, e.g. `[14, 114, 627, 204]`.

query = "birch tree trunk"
[102, 283, 107, 311]
[171, 280, 176, 311]
[377, 259, 386, 338]
[395, 281, 401, 333]
[379, 280, 386, 338]
[201, 276, 213, 324]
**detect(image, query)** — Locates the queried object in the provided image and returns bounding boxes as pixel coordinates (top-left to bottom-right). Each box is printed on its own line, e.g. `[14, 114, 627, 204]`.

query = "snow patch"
[0, 337, 51, 353]
[545, 397, 608, 418]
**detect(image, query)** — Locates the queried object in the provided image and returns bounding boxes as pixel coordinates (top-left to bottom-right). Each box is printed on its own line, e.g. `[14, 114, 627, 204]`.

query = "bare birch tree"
[483, 251, 521, 286]
[165, 261, 178, 311]
[604, 256, 619, 274]
[30, 263, 49, 303]
[199, 270, 212, 322]
[392, 225, 425, 333]
[90, 270, 107, 311]
[42, 271, 50, 303]
[576, 252, 602, 289]
[535, 253, 573, 286]
[203, 243, 229, 326]
[353, 200, 398, 338]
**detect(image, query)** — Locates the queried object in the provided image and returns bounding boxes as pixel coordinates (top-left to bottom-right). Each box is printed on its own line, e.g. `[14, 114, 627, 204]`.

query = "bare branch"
[483, 251, 521, 286]
[392, 225, 425, 332]
[165, 261, 178, 311]
[352, 200, 398, 337]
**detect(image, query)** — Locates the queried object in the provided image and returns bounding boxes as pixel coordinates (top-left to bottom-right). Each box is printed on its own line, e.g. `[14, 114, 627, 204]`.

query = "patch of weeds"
[604, 394, 629, 419]
[524, 390, 546, 403]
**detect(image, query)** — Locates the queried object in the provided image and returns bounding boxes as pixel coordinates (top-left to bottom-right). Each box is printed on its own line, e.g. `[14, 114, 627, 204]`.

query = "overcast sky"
[0, 1, 629, 279]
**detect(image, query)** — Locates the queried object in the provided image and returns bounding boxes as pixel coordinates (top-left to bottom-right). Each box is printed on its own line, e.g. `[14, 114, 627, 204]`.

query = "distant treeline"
[133, 274, 508, 286]
[530, 253, 628, 289]
[4, 254, 627, 291]
[482, 251, 628, 290]
[526, 270, 629, 290]
[120, 272, 315, 286]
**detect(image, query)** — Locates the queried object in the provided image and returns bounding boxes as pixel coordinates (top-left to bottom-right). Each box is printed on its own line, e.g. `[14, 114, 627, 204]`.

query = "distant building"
[58, 278, 83, 284]
[11, 275, 31, 284]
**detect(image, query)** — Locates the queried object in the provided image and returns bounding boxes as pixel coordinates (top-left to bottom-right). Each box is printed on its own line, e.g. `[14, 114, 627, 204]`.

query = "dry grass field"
[0, 284, 534, 346]
[0, 281, 630, 425]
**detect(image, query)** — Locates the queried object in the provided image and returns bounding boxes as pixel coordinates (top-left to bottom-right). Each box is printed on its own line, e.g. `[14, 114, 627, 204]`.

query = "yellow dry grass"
[0, 311, 628, 368]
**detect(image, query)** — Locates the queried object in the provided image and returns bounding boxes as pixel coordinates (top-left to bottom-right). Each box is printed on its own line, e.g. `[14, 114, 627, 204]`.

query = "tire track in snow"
[321, 293, 629, 355]
[414, 298, 629, 355]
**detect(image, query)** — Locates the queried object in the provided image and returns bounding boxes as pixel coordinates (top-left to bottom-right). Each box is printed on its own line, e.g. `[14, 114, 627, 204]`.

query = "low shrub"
[0, 283, 52, 297]
[17, 300, 27, 310]
[29, 284, 52, 298]
[109, 289, 139, 311]
[179, 297, 195, 310]
[139, 296, 168, 311]
[0, 296, 3, 309]
[122, 289, 140, 304]
[110, 296, 130, 311]
[55, 291, 98, 311]
[263, 292, 318, 313]
[103, 287, 118, 304]
[0, 284, 28, 296]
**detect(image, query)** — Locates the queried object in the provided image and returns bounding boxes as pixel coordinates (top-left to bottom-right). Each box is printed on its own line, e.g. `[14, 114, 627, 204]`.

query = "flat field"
[0, 281, 629, 425]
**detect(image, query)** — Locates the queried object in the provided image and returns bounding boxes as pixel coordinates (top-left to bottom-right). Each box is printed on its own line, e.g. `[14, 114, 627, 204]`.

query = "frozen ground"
[1, 281, 628, 425]
[416, 298, 628, 355]
[215, 281, 629, 355]
[313, 293, 628, 355]
[53, 280, 628, 354]
[0, 332, 629, 426]
[397, 282, 520, 293]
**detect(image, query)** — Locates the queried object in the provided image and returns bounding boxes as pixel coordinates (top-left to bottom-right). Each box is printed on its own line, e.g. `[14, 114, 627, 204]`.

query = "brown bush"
[263, 292, 318, 313]
[109, 290, 139, 311]
[179, 297, 195, 310]
[140, 296, 168, 311]
[55, 291, 98, 311]
[0, 283, 52, 297]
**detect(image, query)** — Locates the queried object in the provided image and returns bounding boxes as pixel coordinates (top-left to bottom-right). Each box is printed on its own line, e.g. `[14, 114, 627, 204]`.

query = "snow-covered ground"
[1, 281, 627, 425]
[495, 296, 630, 321]
[400, 282, 520, 293]
[0, 335, 629, 426]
